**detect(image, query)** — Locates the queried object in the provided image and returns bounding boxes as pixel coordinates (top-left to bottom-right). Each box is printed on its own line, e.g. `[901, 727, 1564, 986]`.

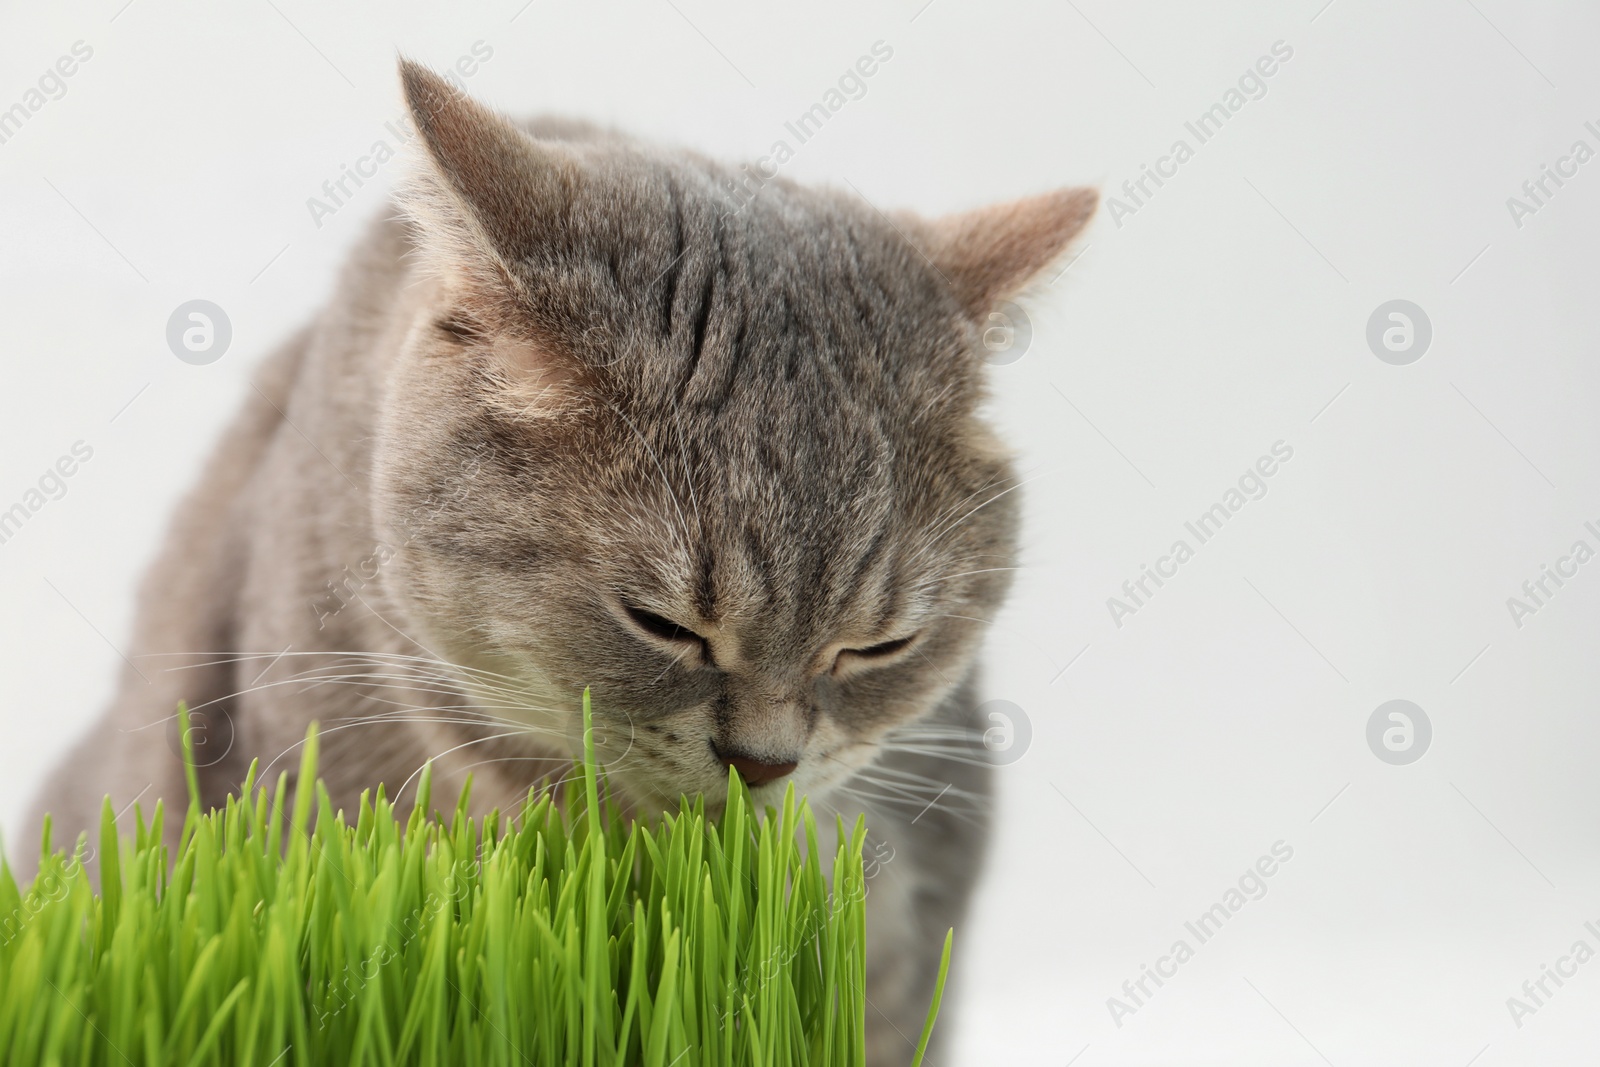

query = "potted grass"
[0, 694, 949, 1065]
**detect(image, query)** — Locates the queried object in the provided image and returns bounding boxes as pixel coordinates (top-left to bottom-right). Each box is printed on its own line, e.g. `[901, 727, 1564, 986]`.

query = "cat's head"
[372, 60, 1094, 810]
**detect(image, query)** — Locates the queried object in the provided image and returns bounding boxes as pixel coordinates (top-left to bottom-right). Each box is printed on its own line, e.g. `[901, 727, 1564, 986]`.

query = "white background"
[3, 1, 1599, 1063]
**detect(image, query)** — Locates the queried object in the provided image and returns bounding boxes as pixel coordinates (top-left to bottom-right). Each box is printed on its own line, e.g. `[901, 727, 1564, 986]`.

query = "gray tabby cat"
[29, 60, 1094, 1062]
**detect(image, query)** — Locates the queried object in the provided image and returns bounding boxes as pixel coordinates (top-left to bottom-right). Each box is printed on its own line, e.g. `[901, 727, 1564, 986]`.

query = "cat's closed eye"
[433, 314, 483, 343]
[833, 633, 918, 675]
[622, 603, 711, 662]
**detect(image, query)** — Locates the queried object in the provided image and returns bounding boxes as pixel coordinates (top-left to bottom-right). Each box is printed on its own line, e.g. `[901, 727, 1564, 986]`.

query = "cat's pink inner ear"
[926, 187, 1098, 319]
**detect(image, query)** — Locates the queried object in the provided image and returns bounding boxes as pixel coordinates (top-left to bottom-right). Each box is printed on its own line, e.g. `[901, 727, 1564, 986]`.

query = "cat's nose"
[714, 744, 799, 787]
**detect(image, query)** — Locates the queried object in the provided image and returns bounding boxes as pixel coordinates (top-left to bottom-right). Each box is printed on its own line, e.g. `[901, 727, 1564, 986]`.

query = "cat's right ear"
[397, 58, 575, 321]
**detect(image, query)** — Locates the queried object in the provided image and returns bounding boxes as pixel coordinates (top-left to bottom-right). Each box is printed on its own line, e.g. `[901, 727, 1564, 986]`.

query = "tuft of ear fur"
[925, 187, 1097, 319]
[396, 58, 578, 328]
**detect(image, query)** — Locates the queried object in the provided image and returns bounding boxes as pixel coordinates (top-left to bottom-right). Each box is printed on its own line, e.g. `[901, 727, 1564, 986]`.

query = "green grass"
[0, 693, 951, 1066]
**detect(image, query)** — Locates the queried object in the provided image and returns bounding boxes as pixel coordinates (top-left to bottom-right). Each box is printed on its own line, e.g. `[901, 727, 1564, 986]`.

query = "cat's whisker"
[264, 665, 542, 712]
[349, 589, 535, 687]
[468, 762, 594, 817]
[851, 769, 989, 806]
[828, 784, 985, 830]
[907, 549, 1014, 580]
[837, 772, 988, 810]
[880, 729, 988, 747]
[811, 744, 989, 818]
[902, 470, 1045, 575]
[324, 704, 565, 733]
[884, 738, 985, 750]
[157, 647, 539, 697]
[874, 743, 996, 770]
[172, 669, 488, 721]
[250, 699, 560, 767]
[876, 735, 985, 751]
[853, 757, 987, 787]
[812, 796, 894, 846]
[878, 742, 988, 758]
[167, 661, 564, 746]
[316, 699, 562, 732]
[234, 649, 544, 704]
[886, 724, 986, 739]
[395, 731, 533, 804]
[344, 592, 479, 679]
[918, 474, 1038, 552]
[905, 472, 1011, 552]
[880, 739, 984, 753]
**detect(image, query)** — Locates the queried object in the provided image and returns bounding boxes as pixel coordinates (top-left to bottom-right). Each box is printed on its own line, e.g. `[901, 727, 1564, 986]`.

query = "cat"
[27, 59, 1094, 1062]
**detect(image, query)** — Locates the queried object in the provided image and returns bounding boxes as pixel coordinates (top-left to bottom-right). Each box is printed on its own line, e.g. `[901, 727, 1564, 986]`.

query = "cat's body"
[29, 66, 1093, 1062]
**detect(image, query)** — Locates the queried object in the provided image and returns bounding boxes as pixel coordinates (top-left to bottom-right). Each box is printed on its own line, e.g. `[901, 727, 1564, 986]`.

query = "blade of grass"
[910, 929, 954, 1067]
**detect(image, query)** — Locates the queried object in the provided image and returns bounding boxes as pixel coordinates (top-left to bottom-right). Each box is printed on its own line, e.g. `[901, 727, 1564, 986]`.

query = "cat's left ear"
[395, 57, 578, 321]
[924, 187, 1097, 320]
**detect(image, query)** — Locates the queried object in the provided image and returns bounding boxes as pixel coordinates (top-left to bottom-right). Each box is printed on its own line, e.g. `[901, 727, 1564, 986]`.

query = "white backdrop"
[4, 1, 1599, 1063]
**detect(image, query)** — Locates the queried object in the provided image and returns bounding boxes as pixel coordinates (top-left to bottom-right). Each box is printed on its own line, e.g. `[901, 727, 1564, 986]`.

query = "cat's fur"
[28, 61, 1094, 1062]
